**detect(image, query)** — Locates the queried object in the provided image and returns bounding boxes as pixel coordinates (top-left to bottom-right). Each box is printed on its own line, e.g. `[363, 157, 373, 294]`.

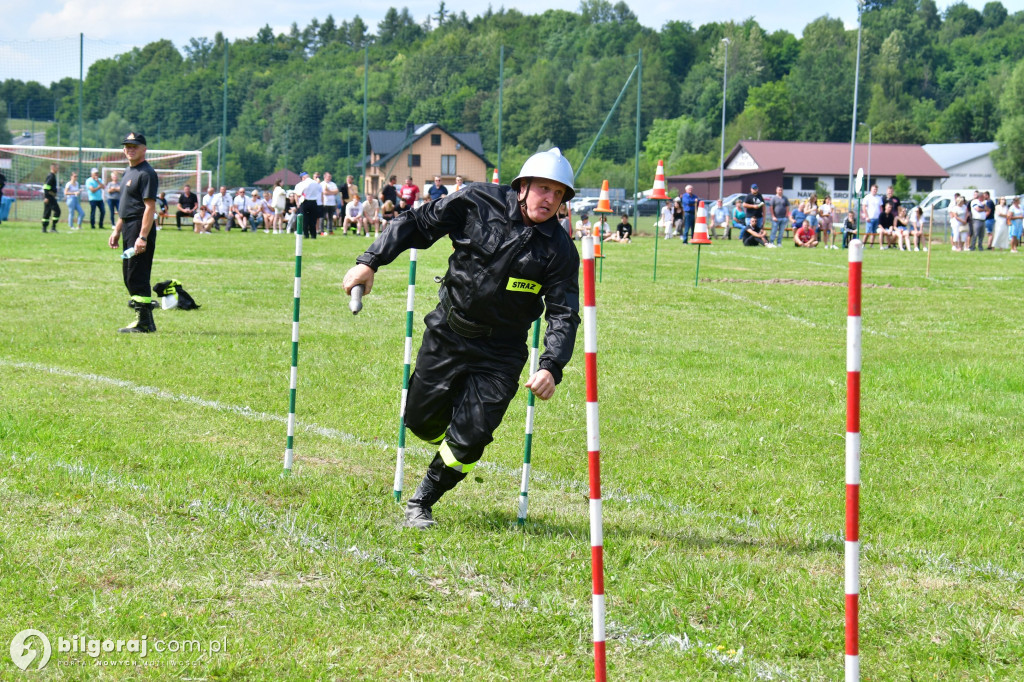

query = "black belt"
[439, 286, 492, 338]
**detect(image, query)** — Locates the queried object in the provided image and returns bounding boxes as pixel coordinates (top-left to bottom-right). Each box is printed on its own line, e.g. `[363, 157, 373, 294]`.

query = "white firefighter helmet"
[511, 147, 575, 202]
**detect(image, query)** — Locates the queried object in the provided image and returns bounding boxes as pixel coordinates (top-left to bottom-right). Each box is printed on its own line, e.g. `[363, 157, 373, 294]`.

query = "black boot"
[118, 300, 157, 333]
[42, 221, 48, 233]
[404, 454, 467, 529]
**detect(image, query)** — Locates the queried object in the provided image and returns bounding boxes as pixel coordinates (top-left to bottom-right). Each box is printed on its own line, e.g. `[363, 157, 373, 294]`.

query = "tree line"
[3, 0, 1024, 190]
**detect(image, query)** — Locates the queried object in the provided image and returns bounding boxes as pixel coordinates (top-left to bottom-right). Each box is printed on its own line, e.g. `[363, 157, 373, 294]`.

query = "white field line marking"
[0, 358, 367, 446]
[704, 287, 895, 339]
[8, 451, 780, 679]
[4, 358, 1018, 588]
[805, 260, 848, 271]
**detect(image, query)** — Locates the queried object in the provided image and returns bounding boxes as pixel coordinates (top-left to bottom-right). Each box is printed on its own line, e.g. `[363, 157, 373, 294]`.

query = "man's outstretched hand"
[343, 264, 375, 295]
[525, 369, 555, 400]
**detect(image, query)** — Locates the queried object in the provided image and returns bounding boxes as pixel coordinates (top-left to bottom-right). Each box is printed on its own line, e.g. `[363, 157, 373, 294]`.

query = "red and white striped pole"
[582, 235, 606, 682]
[846, 239, 863, 682]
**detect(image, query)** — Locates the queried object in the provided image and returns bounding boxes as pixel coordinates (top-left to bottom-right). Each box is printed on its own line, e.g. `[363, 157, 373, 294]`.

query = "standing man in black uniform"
[108, 132, 159, 333]
[42, 164, 61, 233]
[343, 148, 581, 530]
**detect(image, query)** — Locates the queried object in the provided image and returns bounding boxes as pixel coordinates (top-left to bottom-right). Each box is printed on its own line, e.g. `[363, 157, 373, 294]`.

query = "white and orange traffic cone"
[650, 160, 669, 201]
[691, 201, 712, 245]
[492, 168, 500, 184]
[594, 180, 613, 215]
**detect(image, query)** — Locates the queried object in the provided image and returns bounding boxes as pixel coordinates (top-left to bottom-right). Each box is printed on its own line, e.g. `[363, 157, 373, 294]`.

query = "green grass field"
[1, 219, 1021, 680]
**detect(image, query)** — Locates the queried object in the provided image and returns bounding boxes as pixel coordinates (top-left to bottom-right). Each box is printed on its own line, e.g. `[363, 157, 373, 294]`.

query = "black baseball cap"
[122, 132, 147, 146]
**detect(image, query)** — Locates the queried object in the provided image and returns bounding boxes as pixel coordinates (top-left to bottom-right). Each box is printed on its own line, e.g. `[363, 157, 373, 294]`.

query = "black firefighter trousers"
[121, 218, 156, 302]
[405, 305, 529, 472]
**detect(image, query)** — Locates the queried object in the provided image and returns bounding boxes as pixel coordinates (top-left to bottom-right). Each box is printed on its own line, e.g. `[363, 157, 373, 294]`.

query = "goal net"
[103, 167, 212, 196]
[0, 145, 202, 223]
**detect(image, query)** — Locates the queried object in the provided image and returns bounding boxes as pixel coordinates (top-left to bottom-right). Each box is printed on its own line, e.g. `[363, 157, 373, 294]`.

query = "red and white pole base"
[582, 236, 606, 682]
[846, 239, 863, 681]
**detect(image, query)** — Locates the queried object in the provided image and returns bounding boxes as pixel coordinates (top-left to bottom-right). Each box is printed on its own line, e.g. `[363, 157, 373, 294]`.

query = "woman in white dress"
[991, 196, 1010, 250]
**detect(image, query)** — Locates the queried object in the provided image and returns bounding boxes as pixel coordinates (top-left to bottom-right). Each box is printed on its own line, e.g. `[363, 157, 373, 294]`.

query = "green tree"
[787, 17, 852, 142]
[993, 59, 1024, 190]
[892, 174, 911, 198]
[876, 29, 906, 100]
[744, 80, 794, 140]
[643, 117, 685, 165]
[981, 2, 1007, 30]
[941, 2, 983, 40]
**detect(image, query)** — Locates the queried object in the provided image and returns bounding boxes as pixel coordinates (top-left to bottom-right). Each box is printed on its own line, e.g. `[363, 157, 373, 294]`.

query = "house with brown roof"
[669, 140, 948, 205]
[364, 123, 492, 200]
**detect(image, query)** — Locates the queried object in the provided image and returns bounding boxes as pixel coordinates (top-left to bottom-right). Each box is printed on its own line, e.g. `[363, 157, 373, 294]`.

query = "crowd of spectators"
[946, 190, 1018, 253]
[157, 171, 470, 238]
[43, 169, 1024, 257]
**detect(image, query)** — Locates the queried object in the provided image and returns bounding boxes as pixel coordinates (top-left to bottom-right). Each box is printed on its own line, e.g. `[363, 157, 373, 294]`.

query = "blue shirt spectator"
[427, 176, 449, 203]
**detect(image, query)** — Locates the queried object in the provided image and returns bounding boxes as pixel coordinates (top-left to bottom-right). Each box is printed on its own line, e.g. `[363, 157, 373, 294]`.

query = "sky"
[0, 0, 1015, 87]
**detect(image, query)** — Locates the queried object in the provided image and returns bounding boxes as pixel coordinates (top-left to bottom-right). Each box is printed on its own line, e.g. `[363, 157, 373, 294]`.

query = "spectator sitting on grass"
[711, 198, 729, 240]
[741, 215, 770, 246]
[193, 204, 214, 234]
[360, 194, 381, 237]
[606, 214, 632, 243]
[574, 212, 591, 240]
[842, 211, 857, 248]
[229, 188, 249, 232]
[285, 191, 299, 233]
[381, 200, 397, 232]
[343, 195, 363, 234]
[260, 191, 275, 233]
[248, 190, 264, 231]
[794, 220, 818, 248]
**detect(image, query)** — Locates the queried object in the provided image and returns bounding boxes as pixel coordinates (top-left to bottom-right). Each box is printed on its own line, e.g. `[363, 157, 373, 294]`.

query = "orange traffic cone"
[592, 221, 604, 258]
[492, 168, 500, 184]
[691, 201, 712, 245]
[650, 160, 669, 201]
[593, 180, 613, 215]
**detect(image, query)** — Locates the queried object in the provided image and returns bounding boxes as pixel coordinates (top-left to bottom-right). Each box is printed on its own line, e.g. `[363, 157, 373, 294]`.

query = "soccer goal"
[0, 144, 202, 222]
[102, 167, 212, 196]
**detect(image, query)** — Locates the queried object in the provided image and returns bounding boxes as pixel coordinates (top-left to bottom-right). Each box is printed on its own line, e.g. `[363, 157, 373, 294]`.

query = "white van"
[918, 188, 996, 214]
[917, 189, 997, 230]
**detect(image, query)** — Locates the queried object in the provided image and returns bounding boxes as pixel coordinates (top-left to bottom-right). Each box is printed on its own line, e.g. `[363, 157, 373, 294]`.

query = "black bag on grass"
[154, 279, 201, 310]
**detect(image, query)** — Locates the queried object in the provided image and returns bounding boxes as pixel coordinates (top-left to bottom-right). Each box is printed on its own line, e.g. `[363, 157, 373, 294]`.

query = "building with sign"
[668, 140, 948, 205]
[922, 143, 1014, 197]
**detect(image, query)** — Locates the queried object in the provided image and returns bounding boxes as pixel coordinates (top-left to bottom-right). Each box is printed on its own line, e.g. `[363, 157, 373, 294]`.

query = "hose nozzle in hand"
[349, 284, 364, 315]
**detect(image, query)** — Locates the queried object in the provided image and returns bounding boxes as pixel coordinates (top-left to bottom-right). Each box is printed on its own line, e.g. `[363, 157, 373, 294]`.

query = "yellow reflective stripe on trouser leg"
[439, 441, 475, 474]
[131, 295, 152, 304]
[425, 431, 446, 445]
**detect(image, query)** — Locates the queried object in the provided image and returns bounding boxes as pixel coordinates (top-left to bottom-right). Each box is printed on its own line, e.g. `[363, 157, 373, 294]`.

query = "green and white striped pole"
[283, 216, 304, 472]
[393, 248, 418, 501]
[517, 317, 542, 526]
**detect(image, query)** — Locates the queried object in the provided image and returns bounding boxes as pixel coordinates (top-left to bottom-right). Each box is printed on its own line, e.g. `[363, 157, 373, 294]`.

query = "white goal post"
[103, 167, 212, 195]
[0, 144, 202, 221]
